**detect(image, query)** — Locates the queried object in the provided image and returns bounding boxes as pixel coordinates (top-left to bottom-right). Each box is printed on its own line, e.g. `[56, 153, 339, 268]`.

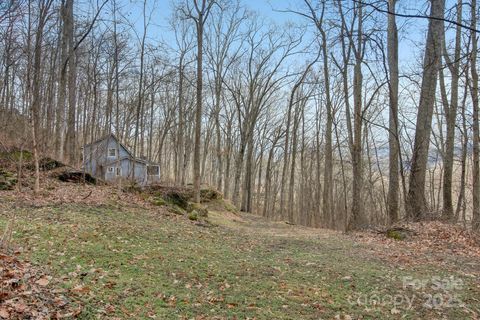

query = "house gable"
[83, 134, 155, 186]
[83, 134, 133, 178]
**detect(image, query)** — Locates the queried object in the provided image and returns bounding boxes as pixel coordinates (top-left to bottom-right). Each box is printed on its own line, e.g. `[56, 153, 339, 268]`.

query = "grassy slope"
[1, 198, 479, 319]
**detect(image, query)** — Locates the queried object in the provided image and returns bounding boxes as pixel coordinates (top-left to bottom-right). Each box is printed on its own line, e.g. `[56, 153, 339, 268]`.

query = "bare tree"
[64, 0, 76, 164]
[441, 0, 462, 220]
[180, 0, 216, 202]
[205, 0, 245, 192]
[29, 0, 54, 194]
[471, 0, 480, 231]
[406, 0, 445, 220]
[387, 0, 399, 224]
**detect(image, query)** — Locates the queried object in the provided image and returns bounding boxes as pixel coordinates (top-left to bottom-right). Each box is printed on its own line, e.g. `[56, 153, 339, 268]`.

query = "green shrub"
[0, 150, 33, 161]
[386, 230, 406, 241]
[200, 187, 222, 202]
[150, 197, 166, 206]
[190, 203, 208, 217]
[188, 211, 198, 221]
[0, 169, 17, 190]
[169, 205, 186, 216]
[163, 191, 190, 210]
[223, 201, 238, 213]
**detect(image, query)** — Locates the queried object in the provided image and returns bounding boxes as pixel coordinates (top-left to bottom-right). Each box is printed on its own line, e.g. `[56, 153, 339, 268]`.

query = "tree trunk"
[387, 0, 400, 224]
[456, 80, 469, 220]
[288, 102, 300, 224]
[232, 130, 246, 207]
[55, 0, 68, 161]
[64, 0, 76, 165]
[471, 0, 480, 231]
[177, 59, 185, 185]
[406, 0, 445, 220]
[30, 0, 52, 194]
[321, 26, 333, 228]
[349, 2, 366, 230]
[442, 0, 462, 220]
[193, 15, 204, 203]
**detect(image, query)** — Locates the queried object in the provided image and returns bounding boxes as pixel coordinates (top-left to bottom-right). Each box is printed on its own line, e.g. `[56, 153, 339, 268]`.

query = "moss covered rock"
[190, 203, 208, 217]
[150, 197, 166, 206]
[386, 229, 407, 241]
[223, 201, 238, 213]
[163, 191, 190, 210]
[188, 211, 198, 221]
[39, 157, 65, 171]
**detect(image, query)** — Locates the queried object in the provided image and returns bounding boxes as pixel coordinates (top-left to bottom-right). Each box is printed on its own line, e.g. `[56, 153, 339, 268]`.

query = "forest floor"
[1, 182, 480, 319]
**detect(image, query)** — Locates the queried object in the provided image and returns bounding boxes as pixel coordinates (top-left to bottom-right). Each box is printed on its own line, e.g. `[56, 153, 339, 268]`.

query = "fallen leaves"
[35, 276, 50, 286]
[352, 221, 480, 271]
[0, 308, 9, 319]
[0, 169, 151, 210]
[71, 284, 90, 294]
[0, 252, 82, 318]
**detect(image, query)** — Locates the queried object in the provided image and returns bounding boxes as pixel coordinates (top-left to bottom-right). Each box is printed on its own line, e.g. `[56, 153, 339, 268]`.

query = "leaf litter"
[0, 252, 82, 319]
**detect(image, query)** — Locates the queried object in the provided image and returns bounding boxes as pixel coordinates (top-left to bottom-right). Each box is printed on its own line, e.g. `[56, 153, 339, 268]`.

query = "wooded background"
[1, 0, 479, 231]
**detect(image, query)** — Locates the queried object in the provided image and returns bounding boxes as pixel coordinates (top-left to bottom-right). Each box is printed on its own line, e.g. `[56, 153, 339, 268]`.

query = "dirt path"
[209, 210, 338, 239]
[210, 209, 480, 275]
[208, 209, 480, 317]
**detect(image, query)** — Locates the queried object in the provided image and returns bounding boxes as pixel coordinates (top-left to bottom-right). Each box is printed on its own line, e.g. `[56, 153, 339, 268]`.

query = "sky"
[84, 0, 466, 85]
[114, 0, 439, 66]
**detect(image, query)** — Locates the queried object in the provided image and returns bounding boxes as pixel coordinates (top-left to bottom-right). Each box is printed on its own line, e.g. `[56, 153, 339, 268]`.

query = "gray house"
[82, 134, 160, 185]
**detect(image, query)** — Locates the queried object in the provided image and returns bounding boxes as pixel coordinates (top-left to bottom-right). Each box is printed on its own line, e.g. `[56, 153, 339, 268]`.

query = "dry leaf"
[0, 308, 10, 319]
[71, 285, 90, 294]
[35, 276, 49, 286]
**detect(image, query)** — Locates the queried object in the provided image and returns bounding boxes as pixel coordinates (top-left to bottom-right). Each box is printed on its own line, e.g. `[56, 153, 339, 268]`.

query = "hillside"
[1, 174, 480, 319]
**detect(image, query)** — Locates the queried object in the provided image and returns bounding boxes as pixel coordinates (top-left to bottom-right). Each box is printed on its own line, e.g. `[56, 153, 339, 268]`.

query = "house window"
[108, 148, 117, 157]
[147, 165, 159, 176]
[108, 167, 114, 173]
[116, 167, 121, 176]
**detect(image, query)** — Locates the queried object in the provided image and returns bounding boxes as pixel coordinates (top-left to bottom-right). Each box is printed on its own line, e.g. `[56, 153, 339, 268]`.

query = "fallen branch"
[82, 190, 93, 200]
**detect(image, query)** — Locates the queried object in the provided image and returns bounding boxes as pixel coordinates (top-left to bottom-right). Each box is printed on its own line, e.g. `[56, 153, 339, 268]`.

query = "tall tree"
[171, 16, 193, 185]
[181, 0, 216, 203]
[387, 0, 399, 224]
[442, 0, 462, 220]
[205, 0, 245, 192]
[64, 0, 76, 164]
[407, 0, 445, 220]
[55, 0, 69, 160]
[29, 0, 55, 194]
[132, 0, 150, 180]
[471, 0, 480, 231]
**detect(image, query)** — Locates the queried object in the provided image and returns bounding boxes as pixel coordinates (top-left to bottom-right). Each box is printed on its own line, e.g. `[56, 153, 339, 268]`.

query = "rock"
[190, 203, 208, 217]
[26, 157, 65, 171]
[163, 191, 190, 210]
[188, 211, 198, 221]
[150, 197, 166, 206]
[386, 229, 406, 240]
[38, 157, 65, 171]
[56, 170, 96, 184]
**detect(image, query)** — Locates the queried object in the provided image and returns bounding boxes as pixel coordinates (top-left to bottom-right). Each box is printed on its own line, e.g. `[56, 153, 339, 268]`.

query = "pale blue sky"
[118, 0, 440, 63]
[92, 0, 463, 73]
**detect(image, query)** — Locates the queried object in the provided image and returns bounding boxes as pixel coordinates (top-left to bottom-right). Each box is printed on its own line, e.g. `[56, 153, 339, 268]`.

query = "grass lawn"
[1, 198, 479, 319]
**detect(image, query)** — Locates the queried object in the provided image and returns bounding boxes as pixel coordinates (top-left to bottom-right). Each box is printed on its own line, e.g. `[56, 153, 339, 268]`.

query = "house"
[82, 134, 160, 185]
